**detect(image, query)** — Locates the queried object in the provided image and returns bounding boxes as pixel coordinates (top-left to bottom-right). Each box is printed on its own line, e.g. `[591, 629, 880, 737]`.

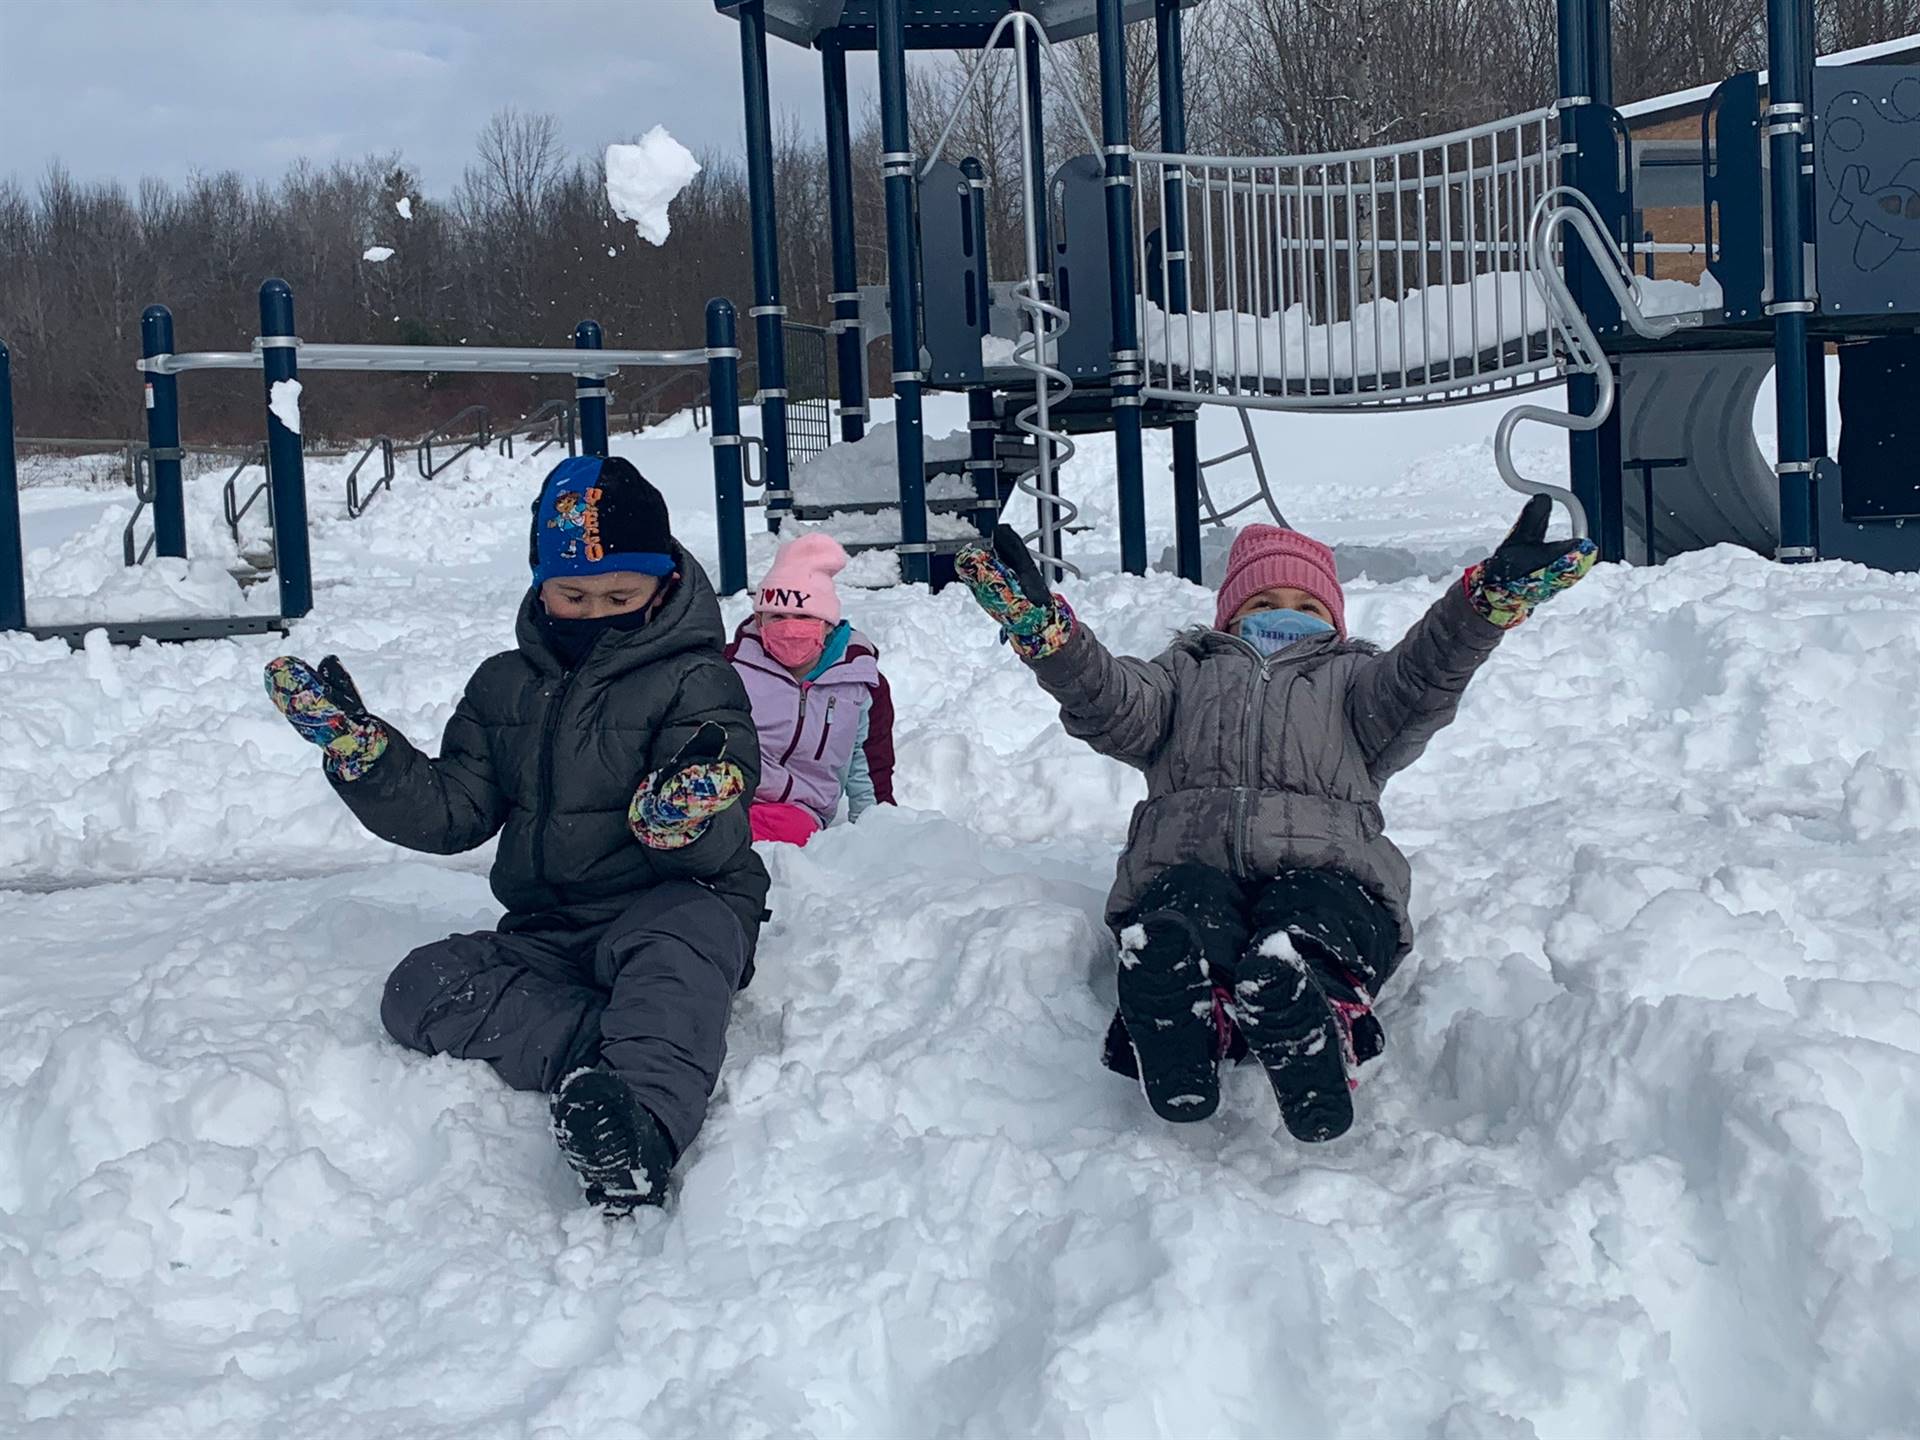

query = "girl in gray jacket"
[956, 499, 1593, 1143]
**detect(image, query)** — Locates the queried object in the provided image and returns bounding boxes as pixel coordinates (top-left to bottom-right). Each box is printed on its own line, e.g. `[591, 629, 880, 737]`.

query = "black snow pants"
[1101, 862, 1398, 1079]
[380, 881, 749, 1156]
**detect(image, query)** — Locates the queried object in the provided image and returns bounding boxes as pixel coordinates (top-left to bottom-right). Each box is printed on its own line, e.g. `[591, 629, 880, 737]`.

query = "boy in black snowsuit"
[264, 456, 767, 1211]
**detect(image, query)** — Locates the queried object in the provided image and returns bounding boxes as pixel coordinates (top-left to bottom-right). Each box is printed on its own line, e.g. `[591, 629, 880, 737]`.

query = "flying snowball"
[605, 127, 701, 246]
[363, 246, 395, 263]
[395, 196, 413, 220]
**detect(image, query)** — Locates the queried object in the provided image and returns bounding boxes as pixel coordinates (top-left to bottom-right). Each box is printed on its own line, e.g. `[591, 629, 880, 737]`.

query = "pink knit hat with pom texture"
[1213, 525, 1346, 637]
[755, 532, 848, 625]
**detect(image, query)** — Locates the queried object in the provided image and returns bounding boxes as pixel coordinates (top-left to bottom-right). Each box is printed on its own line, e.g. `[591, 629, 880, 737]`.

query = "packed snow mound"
[605, 127, 701, 246]
[4, 398, 1920, 1435]
[790, 421, 974, 507]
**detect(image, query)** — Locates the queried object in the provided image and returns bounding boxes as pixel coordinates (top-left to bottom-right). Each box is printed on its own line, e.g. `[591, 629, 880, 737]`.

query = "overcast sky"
[0, 0, 879, 194]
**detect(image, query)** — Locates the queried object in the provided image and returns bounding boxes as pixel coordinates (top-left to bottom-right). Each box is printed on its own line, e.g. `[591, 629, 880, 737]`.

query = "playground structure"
[6, 1, 1920, 648]
[0, 286, 773, 646]
[712, 0, 1920, 579]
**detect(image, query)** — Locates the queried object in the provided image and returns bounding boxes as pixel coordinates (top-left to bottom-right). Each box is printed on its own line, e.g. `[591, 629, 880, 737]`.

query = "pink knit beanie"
[755, 532, 847, 625]
[1213, 524, 1346, 637]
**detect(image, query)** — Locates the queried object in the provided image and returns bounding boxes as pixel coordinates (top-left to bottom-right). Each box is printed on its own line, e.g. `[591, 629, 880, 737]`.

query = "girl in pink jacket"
[727, 534, 896, 846]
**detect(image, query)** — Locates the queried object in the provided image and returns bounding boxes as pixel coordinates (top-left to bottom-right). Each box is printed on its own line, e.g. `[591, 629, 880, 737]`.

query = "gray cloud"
[0, 0, 877, 193]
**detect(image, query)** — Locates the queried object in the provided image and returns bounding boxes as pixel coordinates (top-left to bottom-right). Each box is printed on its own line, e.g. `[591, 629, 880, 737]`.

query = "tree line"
[2, 0, 1912, 446]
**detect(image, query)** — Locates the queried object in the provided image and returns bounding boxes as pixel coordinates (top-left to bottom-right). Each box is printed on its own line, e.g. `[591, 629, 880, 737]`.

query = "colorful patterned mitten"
[955, 524, 1077, 662]
[629, 722, 748, 851]
[264, 655, 390, 781]
[1464, 494, 1598, 629]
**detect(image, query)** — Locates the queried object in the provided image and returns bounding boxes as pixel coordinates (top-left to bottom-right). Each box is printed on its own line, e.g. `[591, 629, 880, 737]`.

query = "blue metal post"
[1556, 0, 1604, 553]
[259, 279, 311, 619]
[877, 0, 930, 584]
[1156, 0, 1191, 317]
[738, 0, 792, 531]
[1172, 409, 1202, 584]
[1765, 0, 1817, 559]
[573, 320, 609, 458]
[141, 305, 188, 559]
[1157, 0, 1200, 572]
[1586, 0, 1625, 560]
[706, 299, 748, 596]
[1097, 0, 1149, 575]
[968, 387, 998, 538]
[823, 39, 867, 444]
[0, 339, 23, 632]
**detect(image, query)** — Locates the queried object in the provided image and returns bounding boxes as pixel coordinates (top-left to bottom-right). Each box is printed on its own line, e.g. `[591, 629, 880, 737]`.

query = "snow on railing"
[1133, 107, 1566, 408]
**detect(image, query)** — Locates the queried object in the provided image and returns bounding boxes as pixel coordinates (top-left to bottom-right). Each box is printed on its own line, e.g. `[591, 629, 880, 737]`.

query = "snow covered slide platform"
[4, 411, 1920, 1435]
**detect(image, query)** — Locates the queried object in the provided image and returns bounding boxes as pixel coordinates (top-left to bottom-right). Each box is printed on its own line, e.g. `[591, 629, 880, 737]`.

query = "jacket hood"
[517, 544, 727, 678]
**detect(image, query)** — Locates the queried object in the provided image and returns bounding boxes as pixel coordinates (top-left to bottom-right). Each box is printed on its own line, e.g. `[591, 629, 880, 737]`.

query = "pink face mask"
[762, 616, 828, 669]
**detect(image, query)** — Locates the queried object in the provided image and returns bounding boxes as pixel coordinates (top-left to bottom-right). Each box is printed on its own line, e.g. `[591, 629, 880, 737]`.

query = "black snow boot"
[550, 1067, 678, 1214]
[1229, 930, 1354, 1143]
[1115, 912, 1222, 1123]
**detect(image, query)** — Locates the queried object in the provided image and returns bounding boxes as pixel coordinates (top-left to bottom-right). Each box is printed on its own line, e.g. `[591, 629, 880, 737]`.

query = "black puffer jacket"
[331, 551, 770, 956]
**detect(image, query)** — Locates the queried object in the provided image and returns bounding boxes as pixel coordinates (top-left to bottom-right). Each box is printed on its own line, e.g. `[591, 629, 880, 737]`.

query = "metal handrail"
[627, 368, 711, 432]
[345, 436, 396, 519]
[121, 449, 156, 566]
[1493, 188, 1702, 536]
[221, 445, 273, 546]
[1133, 105, 1561, 171]
[417, 405, 490, 479]
[497, 399, 576, 460]
[140, 342, 711, 379]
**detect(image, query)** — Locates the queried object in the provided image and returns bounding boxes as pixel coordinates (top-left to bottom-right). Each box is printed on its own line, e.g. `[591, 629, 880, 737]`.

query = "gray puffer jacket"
[330, 551, 770, 955]
[1026, 583, 1505, 963]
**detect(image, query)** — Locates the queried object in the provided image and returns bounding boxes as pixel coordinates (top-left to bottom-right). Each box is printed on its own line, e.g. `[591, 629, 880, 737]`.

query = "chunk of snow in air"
[395, 197, 412, 220]
[605, 127, 701, 246]
[268, 379, 302, 434]
[362, 246, 395, 263]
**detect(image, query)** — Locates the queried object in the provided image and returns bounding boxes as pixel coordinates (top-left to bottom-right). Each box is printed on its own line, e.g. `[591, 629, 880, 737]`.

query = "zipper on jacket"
[772, 686, 808, 803]
[532, 666, 581, 888]
[811, 696, 838, 761]
[1230, 650, 1271, 879]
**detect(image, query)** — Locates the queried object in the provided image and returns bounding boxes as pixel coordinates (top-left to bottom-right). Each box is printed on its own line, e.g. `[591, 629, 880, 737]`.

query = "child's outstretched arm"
[1347, 495, 1595, 780]
[265, 654, 506, 853]
[628, 659, 760, 859]
[956, 526, 1176, 769]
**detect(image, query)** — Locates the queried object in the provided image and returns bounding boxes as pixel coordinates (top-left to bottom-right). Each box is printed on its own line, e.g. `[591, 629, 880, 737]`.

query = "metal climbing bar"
[1133, 106, 1566, 410]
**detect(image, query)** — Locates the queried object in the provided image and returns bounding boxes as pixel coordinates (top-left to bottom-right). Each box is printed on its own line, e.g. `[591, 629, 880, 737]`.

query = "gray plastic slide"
[1619, 349, 1781, 561]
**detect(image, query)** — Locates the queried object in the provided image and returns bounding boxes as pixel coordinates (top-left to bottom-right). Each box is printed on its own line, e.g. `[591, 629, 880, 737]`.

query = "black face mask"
[540, 602, 652, 668]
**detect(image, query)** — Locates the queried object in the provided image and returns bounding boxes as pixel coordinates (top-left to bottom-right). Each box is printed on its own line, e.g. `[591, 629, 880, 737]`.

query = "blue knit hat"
[530, 455, 676, 584]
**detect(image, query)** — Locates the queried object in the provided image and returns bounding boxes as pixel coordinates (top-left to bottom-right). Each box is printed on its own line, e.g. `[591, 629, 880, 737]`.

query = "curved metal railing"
[416, 406, 490, 480]
[1492, 187, 1703, 535]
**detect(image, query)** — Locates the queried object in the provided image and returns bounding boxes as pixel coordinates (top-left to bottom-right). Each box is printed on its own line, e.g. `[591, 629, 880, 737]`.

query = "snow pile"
[4, 393, 1920, 1435]
[1633, 271, 1724, 318]
[268, 379, 303, 435]
[605, 128, 701, 246]
[787, 421, 974, 507]
[361, 245, 395, 264]
[1143, 270, 1553, 386]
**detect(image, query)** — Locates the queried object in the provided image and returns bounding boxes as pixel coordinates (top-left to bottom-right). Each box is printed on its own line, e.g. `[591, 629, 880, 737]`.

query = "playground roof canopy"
[712, 0, 1199, 50]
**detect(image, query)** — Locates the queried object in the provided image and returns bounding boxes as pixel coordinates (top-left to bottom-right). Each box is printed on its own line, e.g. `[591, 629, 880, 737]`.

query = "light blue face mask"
[1238, 608, 1335, 656]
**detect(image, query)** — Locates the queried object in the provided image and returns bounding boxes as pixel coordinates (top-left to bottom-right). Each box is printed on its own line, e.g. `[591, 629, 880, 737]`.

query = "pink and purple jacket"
[726, 620, 896, 826]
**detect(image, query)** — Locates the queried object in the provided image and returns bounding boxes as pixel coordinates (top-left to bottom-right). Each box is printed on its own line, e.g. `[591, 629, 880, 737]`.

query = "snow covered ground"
[4, 388, 1919, 1438]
